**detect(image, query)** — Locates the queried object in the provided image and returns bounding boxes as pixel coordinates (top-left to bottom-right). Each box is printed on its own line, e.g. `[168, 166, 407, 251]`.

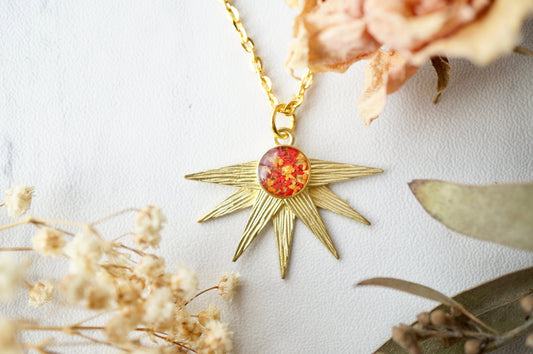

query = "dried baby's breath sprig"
[217, 272, 241, 302]
[198, 320, 233, 354]
[0, 253, 26, 300]
[134, 205, 166, 250]
[198, 304, 221, 327]
[0, 317, 22, 353]
[31, 227, 65, 257]
[3, 183, 34, 218]
[28, 280, 55, 308]
[0, 187, 239, 353]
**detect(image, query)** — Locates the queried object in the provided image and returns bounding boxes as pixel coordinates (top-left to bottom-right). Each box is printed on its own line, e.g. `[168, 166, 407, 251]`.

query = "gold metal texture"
[220, 0, 313, 117]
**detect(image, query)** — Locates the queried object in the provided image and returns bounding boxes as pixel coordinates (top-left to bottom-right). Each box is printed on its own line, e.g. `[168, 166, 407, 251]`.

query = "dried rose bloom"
[0, 317, 22, 353]
[134, 206, 166, 250]
[288, 0, 533, 124]
[170, 265, 198, 300]
[199, 320, 233, 354]
[32, 227, 65, 257]
[28, 280, 55, 307]
[0, 254, 25, 300]
[364, 0, 533, 66]
[64, 229, 103, 274]
[134, 255, 166, 281]
[217, 272, 241, 301]
[4, 184, 34, 218]
[198, 304, 221, 327]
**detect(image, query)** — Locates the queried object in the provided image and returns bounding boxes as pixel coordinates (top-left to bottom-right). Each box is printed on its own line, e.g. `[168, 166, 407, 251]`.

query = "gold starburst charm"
[186, 145, 382, 278]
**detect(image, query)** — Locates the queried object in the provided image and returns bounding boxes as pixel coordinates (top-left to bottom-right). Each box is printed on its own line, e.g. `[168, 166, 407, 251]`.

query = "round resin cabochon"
[258, 146, 310, 198]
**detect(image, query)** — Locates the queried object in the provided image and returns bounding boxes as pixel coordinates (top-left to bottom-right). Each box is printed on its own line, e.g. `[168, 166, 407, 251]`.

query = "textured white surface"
[1, 0, 532, 353]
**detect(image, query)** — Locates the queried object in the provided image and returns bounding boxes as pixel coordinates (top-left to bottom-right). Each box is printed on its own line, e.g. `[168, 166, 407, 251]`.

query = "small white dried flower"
[143, 287, 175, 327]
[28, 280, 55, 307]
[105, 313, 137, 343]
[201, 320, 233, 354]
[0, 317, 22, 353]
[64, 229, 102, 274]
[84, 280, 113, 310]
[61, 274, 112, 310]
[4, 184, 34, 218]
[133, 206, 166, 250]
[175, 309, 203, 345]
[198, 303, 221, 327]
[0, 254, 25, 300]
[217, 272, 241, 301]
[134, 255, 165, 280]
[170, 265, 198, 300]
[31, 227, 65, 257]
[60, 274, 88, 303]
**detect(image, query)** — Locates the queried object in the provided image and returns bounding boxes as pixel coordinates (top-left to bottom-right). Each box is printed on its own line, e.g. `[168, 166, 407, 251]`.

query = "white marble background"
[1, 0, 532, 353]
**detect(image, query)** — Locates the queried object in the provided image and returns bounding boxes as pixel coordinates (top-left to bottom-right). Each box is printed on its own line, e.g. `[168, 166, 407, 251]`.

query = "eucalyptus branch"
[485, 318, 533, 351]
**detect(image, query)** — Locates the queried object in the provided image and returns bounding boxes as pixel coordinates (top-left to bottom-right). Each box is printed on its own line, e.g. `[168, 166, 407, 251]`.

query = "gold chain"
[220, 0, 313, 121]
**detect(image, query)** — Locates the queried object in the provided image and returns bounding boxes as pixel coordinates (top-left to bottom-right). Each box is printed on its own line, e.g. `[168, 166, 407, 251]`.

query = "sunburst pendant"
[186, 145, 382, 278]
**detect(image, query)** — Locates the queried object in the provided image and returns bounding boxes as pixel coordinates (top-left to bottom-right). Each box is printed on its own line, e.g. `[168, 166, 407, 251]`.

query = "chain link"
[220, 0, 313, 117]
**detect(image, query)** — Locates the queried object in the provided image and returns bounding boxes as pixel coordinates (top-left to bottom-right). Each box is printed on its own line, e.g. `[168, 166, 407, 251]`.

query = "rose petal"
[409, 0, 533, 65]
[285, 0, 300, 10]
[287, 0, 379, 73]
[358, 50, 418, 126]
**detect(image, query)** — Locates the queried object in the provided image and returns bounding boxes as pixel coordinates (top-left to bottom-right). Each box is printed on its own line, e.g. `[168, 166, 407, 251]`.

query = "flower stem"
[21, 325, 195, 352]
[0, 247, 33, 251]
[112, 231, 133, 242]
[31, 218, 88, 228]
[90, 208, 139, 226]
[485, 317, 533, 351]
[119, 243, 146, 257]
[0, 217, 32, 232]
[185, 286, 219, 305]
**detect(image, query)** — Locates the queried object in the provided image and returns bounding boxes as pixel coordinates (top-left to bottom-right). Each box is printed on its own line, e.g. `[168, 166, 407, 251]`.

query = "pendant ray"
[198, 188, 258, 223]
[284, 189, 339, 259]
[233, 190, 282, 261]
[185, 161, 259, 188]
[273, 208, 296, 279]
[310, 186, 370, 225]
[309, 159, 383, 186]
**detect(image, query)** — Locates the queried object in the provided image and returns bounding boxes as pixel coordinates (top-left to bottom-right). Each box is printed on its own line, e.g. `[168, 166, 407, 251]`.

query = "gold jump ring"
[271, 103, 295, 140]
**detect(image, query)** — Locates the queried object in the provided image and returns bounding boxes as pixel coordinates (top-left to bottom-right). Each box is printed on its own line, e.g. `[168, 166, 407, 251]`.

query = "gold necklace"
[186, 0, 382, 279]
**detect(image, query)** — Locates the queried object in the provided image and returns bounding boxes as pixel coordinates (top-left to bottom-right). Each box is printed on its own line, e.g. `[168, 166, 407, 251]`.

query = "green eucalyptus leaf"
[374, 267, 533, 353]
[409, 180, 533, 251]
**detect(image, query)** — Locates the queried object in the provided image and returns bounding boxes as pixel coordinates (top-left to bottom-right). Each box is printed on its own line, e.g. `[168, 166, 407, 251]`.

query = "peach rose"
[287, 0, 533, 125]
[287, 0, 380, 73]
[365, 0, 533, 65]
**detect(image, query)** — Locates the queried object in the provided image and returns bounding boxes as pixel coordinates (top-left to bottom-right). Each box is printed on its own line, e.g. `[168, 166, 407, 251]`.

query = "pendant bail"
[271, 103, 296, 145]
